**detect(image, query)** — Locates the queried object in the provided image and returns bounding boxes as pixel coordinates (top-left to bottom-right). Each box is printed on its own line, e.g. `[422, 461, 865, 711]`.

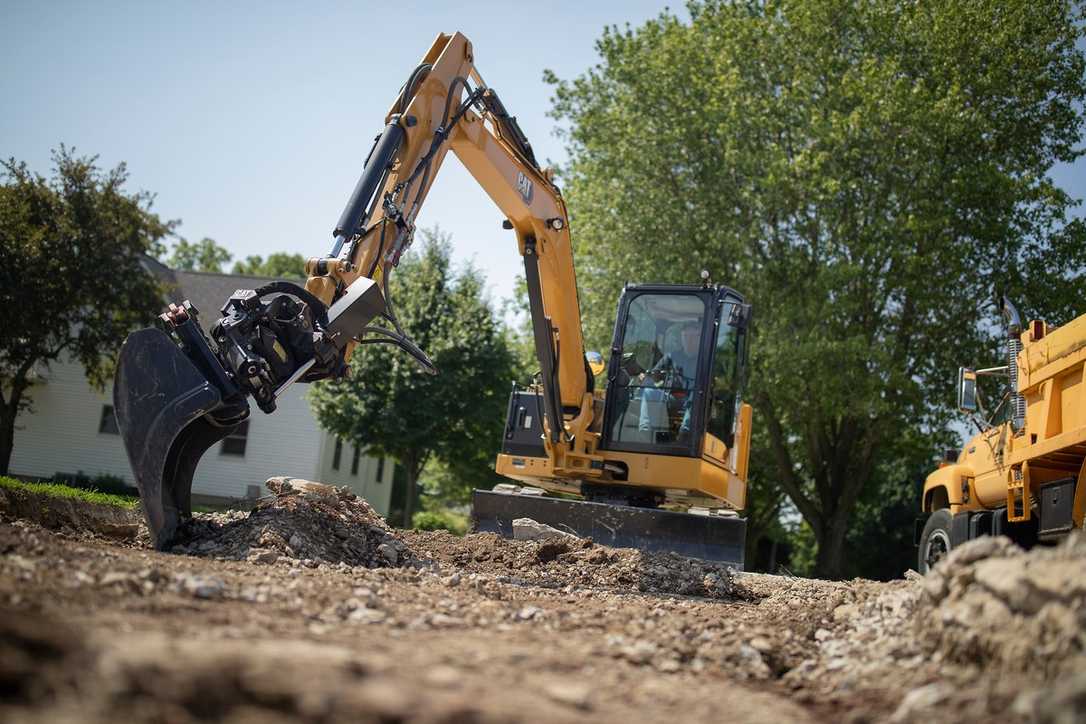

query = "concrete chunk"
[512, 517, 579, 542]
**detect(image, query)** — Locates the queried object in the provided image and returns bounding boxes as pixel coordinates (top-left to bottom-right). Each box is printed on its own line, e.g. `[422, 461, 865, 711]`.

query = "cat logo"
[516, 171, 533, 204]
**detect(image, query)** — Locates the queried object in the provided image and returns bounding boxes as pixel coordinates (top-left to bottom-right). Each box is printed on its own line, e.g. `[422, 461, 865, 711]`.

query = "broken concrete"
[511, 517, 580, 542]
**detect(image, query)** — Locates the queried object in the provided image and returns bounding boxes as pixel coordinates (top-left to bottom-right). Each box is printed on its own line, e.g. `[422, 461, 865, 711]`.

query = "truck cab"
[918, 299, 1086, 572]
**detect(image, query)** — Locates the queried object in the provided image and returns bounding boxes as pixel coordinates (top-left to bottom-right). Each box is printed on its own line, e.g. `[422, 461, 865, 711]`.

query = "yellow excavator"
[113, 32, 754, 566]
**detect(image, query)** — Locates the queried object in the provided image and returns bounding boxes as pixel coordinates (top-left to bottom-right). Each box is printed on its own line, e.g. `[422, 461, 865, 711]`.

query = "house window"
[332, 438, 342, 470]
[376, 457, 384, 483]
[98, 405, 119, 435]
[221, 420, 249, 456]
[351, 445, 360, 476]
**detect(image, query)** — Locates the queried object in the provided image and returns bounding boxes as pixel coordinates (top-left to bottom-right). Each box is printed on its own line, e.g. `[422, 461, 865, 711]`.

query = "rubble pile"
[776, 576, 927, 691]
[174, 477, 416, 568]
[766, 534, 1086, 722]
[5, 483, 1086, 724]
[916, 532, 1086, 676]
[405, 530, 737, 599]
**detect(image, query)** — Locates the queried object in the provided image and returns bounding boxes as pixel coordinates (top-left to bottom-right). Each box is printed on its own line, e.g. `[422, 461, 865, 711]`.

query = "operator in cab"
[639, 319, 702, 441]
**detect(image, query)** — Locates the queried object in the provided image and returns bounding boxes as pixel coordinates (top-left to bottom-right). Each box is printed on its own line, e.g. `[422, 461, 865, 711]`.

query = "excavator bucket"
[472, 488, 747, 569]
[113, 328, 247, 550]
[112, 280, 381, 550]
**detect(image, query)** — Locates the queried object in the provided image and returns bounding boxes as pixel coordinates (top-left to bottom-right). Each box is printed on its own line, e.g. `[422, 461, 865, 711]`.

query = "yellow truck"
[918, 299, 1086, 573]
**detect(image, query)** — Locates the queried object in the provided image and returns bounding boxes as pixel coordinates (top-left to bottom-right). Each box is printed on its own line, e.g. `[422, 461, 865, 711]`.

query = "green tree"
[741, 426, 790, 571]
[548, 0, 1086, 578]
[168, 236, 231, 272]
[310, 229, 518, 526]
[0, 148, 171, 474]
[232, 252, 306, 279]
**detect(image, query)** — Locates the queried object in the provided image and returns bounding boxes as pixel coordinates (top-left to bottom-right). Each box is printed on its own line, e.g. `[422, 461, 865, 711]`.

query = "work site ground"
[1, 479, 1083, 724]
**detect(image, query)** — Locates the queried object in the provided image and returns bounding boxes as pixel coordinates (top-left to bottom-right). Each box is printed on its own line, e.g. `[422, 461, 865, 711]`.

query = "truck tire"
[918, 509, 953, 574]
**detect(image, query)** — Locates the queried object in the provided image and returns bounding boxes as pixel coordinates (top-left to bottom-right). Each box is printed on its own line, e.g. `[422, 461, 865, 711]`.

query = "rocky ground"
[0, 478, 1083, 723]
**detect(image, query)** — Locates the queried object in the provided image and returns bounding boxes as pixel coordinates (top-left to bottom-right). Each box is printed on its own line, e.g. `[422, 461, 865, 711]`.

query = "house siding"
[317, 432, 394, 516]
[9, 356, 393, 516]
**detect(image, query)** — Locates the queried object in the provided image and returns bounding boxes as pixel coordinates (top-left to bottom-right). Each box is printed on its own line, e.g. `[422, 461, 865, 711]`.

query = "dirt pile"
[174, 477, 416, 569]
[405, 530, 737, 599]
[916, 532, 1086, 676]
[770, 533, 1086, 723]
[168, 477, 734, 599]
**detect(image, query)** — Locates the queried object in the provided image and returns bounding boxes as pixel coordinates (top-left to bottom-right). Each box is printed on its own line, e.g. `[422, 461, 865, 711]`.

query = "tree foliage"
[0, 148, 171, 474]
[232, 252, 306, 279]
[168, 236, 232, 272]
[547, 0, 1086, 577]
[310, 229, 518, 525]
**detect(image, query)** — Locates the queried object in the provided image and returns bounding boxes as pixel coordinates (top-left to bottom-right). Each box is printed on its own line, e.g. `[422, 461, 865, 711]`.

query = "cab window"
[707, 300, 746, 447]
[607, 293, 707, 452]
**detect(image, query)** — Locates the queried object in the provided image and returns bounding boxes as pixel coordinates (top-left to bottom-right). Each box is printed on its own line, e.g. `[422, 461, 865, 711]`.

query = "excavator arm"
[311, 32, 593, 449]
[114, 32, 601, 549]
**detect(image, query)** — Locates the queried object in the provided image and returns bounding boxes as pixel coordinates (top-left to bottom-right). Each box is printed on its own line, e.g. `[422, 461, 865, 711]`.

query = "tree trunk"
[0, 406, 14, 477]
[0, 366, 32, 478]
[401, 460, 418, 529]
[813, 513, 850, 580]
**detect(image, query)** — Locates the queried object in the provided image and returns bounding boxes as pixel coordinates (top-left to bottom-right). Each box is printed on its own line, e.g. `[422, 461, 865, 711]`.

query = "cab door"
[705, 293, 750, 454]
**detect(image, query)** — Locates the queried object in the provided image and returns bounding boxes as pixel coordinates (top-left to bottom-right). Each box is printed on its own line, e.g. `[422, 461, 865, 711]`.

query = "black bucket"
[113, 328, 247, 550]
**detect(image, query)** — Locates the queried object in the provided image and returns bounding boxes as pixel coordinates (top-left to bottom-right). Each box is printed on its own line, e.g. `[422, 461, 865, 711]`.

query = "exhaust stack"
[1003, 297, 1026, 433]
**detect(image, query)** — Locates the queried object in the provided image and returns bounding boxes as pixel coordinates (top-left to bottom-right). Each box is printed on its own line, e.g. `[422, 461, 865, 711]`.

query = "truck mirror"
[958, 367, 978, 412]
[585, 351, 605, 377]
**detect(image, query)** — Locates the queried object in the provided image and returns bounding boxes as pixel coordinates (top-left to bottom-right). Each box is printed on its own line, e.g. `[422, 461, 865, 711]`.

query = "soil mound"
[774, 532, 1086, 722]
[404, 529, 737, 599]
[916, 532, 1086, 676]
[173, 478, 416, 568]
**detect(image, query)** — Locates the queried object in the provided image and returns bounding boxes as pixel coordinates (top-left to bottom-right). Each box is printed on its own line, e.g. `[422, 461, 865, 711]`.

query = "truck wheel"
[918, 509, 953, 574]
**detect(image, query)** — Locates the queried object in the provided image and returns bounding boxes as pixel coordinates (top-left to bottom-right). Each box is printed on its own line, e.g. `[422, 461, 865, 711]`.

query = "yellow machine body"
[918, 303, 1086, 571]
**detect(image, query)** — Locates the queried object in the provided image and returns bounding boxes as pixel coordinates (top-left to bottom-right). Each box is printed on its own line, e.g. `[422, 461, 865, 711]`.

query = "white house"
[8, 263, 396, 516]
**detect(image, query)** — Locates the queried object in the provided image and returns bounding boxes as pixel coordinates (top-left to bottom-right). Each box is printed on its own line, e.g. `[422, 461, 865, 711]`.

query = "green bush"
[412, 509, 469, 536]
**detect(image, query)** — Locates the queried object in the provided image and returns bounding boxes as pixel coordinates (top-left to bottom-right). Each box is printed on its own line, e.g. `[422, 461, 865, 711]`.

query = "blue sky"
[1, 1, 679, 304]
[2, 1, 1083, 308]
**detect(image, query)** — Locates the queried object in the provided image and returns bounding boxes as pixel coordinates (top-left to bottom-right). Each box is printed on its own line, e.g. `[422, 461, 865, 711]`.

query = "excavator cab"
[601, 283, 749, 458]
[479, 281, 752, 567]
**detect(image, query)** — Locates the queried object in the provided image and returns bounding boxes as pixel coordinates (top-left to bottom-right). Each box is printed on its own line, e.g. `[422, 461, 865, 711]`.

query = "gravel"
[1, 483, 1083, 724]
[403, 529, 739, 599]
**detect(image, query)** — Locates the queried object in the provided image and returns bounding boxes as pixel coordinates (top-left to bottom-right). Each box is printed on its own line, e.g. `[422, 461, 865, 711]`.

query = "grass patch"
[0, 476, 139, 509]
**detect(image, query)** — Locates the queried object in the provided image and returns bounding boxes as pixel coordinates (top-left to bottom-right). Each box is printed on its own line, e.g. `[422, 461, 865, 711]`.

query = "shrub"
[412, 509, 469, 535]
